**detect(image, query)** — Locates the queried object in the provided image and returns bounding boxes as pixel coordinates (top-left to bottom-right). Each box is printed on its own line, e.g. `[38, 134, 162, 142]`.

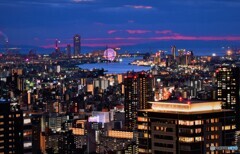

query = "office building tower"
[124, 72, 153, 130]
[216, 65, 240, 129]
[124, 73, 138, 130]
[138, 73, 153, 109]
[55, 39, 60, 53]
[73, 34, 81, 56]
[0, 101, 24, 153]
[23, 113, 32, 153]
[58, 131, 78, 154]
[32, 114, 42, 154]
[185, 51, 193, 65]
[137, 100, 236, 154]
[100, 130, 135, 153]
[178, 49, 185, 57]
[67, 44, 71, 58]
[171, 45, 176, 60]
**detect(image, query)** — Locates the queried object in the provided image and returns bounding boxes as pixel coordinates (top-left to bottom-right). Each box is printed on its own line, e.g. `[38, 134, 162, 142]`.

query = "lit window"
[178, 120, 194, 126]
[137, 117, 148, 122]
[195, 128, 201, 133]
[138, 125, 148, 130]
[179, 137, 194, 143]
[195, 137, 203, 142]
[223, 125, 231, 130]
[211, 135, 215, 139]
[195, 120, 202, 125]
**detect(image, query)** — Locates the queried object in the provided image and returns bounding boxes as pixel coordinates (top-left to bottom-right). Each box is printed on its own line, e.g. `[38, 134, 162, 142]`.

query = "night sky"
[0, 0, 240, 54]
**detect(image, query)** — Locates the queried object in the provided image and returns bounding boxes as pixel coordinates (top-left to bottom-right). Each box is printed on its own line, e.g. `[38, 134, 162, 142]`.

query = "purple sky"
[0, 0, 240, 53]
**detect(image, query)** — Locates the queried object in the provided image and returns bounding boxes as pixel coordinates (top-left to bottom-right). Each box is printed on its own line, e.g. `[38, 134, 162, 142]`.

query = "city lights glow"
[150, 101, 221, 112]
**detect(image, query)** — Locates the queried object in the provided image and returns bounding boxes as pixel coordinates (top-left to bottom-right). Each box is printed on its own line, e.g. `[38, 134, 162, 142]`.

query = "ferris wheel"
[103, 48, 117, 61]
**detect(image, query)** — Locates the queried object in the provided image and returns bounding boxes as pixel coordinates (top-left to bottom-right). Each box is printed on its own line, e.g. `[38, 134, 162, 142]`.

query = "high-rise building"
[138, 73, 153, 109]
[73, 34, 81, 56]
[66, 44, 71, 58]
[124, 72, 153, 130]
[31, 114, 42, 154]
[171, 45, 176, 60]
[55, 39, 60, 53]
[0, 101, 24, 153]
[216, 65, 240, 129]
[137, 100, 236, 154]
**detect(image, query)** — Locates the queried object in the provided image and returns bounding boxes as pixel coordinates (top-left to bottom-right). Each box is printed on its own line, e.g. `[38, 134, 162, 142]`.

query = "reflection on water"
[78, 57, 151, 74]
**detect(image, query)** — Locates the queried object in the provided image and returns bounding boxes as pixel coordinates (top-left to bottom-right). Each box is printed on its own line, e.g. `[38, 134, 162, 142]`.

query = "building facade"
[216, 65, 240, 130]
[137, 100, 236, 154]
[0, 101, 24, 153]
[124, 72, 153, 130]
[73, 34, 81, 56]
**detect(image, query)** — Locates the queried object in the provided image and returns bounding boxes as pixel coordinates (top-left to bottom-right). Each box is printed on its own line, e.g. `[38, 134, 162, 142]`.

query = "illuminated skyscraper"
[73, 34, 81, 56]
[171, 45, 176, 60]
[138, 73, 153, 109]
[137, 100, 236, 154]
[124, 73, 138, 130]
[216, 65, 240, 129]
[0, 101, 23, 153]
[124, 72, 153, 130]
[55, 39, 60, 53]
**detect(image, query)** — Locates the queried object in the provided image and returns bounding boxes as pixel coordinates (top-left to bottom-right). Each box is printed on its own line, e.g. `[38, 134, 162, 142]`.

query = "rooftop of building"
[141, 99, 232, 114]
[140, 108, 233, 115]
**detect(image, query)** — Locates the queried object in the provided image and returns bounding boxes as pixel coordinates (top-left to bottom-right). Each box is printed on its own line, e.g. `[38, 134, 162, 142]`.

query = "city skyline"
[0, 0, 240, 54]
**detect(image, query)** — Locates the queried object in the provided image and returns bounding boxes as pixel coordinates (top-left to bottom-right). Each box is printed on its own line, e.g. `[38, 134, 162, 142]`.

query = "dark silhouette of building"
[58, 130, 78, 154]
[0, 101, 24, 153]
[73, 34, 81, 56]
[67, 44, 71, 58]
[32, 114, 42, 154]
[171, 45, 176, 60]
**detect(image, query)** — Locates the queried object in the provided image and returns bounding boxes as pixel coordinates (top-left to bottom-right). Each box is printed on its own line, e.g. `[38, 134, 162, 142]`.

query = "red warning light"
[179, 97, 183, 102]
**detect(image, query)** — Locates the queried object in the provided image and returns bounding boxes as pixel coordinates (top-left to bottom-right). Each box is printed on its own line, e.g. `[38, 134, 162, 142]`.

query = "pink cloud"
[83, 42, 136, 47]
[41, 35, 240, 49]
[126, 30, 151, 34]
[125, 5, 153, 9]
[108, 30, 118, 34]
[149, 35, 240, 41]
[72, 0, 94, 2]
[41, 42, 136, 48]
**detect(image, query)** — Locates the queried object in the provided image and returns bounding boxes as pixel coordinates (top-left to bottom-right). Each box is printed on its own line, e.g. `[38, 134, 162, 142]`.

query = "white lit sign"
[88, 116, 99, 123]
